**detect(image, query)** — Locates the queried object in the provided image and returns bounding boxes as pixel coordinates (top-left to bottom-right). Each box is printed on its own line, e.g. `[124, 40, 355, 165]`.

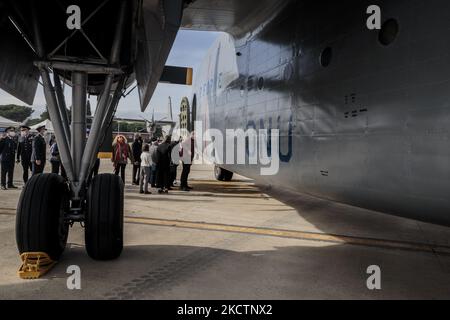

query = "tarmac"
[1, 160, 450, 299]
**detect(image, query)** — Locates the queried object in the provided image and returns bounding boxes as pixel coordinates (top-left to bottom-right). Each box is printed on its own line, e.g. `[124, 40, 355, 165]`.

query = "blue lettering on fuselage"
[247, 115, 293, 163]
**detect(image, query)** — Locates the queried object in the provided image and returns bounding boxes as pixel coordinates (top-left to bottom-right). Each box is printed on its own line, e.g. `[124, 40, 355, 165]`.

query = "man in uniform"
[31, 125, 47, 175]
[0, 127, 18, 190]
[16, 125, 33, 184]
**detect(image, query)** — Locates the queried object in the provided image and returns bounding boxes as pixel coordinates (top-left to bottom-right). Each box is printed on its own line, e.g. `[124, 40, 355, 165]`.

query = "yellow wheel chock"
[18, 252, 57, 279]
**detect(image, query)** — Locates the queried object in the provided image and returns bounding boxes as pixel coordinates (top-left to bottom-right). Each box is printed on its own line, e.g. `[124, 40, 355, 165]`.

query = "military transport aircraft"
[1, 0, 449, 269]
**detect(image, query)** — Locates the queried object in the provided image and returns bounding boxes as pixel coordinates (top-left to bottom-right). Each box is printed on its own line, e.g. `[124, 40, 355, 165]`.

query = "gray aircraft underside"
[189, 0, 450, 226]
[1, 0, 449, 226]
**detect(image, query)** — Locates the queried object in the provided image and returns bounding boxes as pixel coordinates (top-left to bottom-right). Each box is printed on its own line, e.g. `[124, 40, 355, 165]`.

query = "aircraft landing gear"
[14, 0, 129, 273]
[85, 174, 124, 260]
[214, 165, 234, 181]
[16, 174, 70, 261]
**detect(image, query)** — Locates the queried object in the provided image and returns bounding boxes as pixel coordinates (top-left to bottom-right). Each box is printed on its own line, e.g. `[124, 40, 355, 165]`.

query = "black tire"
[16, 173, 70, 260]
[85, 174, 123, 260]
[214, 165, 224, 181]
[223, 170, 234, 181]
[214, 165, 233, 181]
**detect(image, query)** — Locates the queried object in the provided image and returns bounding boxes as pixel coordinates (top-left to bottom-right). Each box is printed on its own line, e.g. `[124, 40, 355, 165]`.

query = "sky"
[0, 30, 220, 122]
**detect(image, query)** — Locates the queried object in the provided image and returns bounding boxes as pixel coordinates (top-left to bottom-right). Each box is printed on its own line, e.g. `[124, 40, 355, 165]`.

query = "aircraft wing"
[0, 6, 39, 105]
[0, 0, 289, 111]
[181, 0, 291, 37]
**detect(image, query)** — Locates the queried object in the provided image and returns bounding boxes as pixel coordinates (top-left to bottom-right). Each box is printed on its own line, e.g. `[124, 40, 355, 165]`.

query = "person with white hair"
[179, 131, 196, 191]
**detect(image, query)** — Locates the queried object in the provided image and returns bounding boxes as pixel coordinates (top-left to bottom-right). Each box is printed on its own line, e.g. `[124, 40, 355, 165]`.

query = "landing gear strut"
[15, 0, 129, 264]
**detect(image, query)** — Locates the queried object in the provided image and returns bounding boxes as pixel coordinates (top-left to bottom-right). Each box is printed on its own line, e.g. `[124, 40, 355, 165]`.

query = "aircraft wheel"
[223, 170, 234, 181]
[16, 173, 70, 260]
[214, 165, 233, 181]
[85, 174, 123, 260]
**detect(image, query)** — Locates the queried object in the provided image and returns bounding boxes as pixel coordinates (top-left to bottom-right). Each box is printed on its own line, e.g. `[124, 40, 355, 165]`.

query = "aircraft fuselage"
[192, 0, 450, 226]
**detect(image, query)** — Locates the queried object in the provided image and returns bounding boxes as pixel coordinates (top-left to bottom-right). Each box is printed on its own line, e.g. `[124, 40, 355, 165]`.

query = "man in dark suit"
[0, 126, 18, 190]
[31, 125, 47, 175]
[155, 135, 174, 193]
[155, 135, 180, 193]
[131, 133, 143, 185]
[16, 125, 34, 184]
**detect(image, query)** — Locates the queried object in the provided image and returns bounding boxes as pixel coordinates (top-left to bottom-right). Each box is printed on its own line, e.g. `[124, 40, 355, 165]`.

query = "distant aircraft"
[142, 101, 176, 139]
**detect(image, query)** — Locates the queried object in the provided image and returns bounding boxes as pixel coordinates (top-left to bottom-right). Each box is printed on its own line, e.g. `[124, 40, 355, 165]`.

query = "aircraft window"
[379, 18, 399, 46]
[320, 47, 332, 67]
[258, 77, 264, 90]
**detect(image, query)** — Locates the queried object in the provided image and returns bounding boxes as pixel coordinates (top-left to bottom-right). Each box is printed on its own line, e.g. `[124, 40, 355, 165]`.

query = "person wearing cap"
[16, 125, 34, 184]
[0, 126, 18, 190]
[31, 125, 47, 175]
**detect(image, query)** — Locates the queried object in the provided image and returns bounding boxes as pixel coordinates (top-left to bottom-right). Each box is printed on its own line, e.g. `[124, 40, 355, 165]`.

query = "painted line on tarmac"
[124, 216, 450, 255]
[3, 207, 449, 255]
[0, 208, 16, 215]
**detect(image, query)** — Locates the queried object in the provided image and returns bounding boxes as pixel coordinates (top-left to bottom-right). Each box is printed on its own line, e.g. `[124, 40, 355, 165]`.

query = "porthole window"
[320, 47, 332, 67]
[378, 18, 399, 46]
[257, 77, 264, 90]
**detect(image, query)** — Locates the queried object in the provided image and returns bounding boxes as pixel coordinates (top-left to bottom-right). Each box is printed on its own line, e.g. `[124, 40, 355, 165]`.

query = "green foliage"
[26, 118, 42, 126]
[25, 110, 50, 126]
[153, 125, 163, 138]
[0, 104, 34, 122]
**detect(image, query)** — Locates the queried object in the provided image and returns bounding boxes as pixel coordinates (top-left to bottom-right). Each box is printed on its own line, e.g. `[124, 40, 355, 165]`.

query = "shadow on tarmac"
[2, 242, 450, 299]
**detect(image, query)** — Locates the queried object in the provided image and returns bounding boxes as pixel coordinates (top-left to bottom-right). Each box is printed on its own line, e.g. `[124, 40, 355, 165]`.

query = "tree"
[26, 118, 42, 126]
[39, 110, 50, 121]
[0, 104, 34, 122]
[112, 121, 145, 133]
[26, 110, 50, 126]
[153, 125, 163, 139]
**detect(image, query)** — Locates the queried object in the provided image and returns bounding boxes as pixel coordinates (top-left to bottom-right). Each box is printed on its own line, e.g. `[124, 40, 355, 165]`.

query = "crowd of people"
[0, 124, 48, 190]
[0, 125, 195, 194]
[113, 132, 195, 194]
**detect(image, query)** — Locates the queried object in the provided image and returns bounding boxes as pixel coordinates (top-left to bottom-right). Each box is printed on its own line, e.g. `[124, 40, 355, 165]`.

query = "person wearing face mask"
[16, 125, 34, 184]
[31, 125, 47, 175]
[0, 127, 18, 190]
